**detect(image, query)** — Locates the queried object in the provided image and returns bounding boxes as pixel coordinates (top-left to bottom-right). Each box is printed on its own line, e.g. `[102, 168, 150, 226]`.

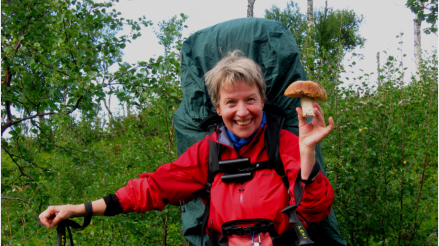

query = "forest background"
[1, 0, 438, 245]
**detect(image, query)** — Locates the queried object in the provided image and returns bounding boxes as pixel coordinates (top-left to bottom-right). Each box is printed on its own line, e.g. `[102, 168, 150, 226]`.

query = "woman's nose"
[236, 102, 249, 117]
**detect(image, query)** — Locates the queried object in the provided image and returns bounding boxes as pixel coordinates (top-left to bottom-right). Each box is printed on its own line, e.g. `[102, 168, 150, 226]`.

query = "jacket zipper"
[238, 182, 246, 218]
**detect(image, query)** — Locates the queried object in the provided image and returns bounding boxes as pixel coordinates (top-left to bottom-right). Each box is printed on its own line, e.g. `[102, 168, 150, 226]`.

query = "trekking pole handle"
[282, 205, 314, 246]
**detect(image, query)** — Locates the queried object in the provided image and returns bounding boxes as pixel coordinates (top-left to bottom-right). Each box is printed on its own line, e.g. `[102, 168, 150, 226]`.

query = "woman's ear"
[216, 104, 221, 115]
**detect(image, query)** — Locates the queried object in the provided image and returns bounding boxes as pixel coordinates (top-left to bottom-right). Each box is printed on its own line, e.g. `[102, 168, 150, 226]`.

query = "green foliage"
[1, 2, 187, 244]
[265, 1, 365, 62]
[406, 0, 438, 34]
[307, 39, 438, 244]
[264, 2, 308, 51]
[1, 2, 437, 246]
[1, 0, 151, 135]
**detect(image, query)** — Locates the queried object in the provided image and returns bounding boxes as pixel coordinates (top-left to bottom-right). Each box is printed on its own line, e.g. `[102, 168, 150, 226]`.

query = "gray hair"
[204, 50, 266, 107]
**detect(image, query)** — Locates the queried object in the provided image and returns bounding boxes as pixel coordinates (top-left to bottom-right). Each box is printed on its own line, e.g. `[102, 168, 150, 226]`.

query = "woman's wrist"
[70, 204, 86, 218]
[300, 147, 316, 180]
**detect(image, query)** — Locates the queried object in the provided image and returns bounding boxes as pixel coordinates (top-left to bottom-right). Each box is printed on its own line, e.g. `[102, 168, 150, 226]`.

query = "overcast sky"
[112, 0, 438, 83]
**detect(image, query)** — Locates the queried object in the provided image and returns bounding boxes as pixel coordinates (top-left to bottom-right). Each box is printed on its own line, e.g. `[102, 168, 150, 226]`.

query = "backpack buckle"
[252, 231, 262, 246]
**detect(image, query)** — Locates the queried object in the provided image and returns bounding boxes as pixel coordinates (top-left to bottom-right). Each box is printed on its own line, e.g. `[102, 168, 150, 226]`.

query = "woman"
[39, 50, 335, 244]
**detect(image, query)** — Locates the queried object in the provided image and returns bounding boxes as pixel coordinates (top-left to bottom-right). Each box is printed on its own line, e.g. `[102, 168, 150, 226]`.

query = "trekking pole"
[281, 170, 314, 246]
[282, 205, 314, 246]
[56, 202, 93, 246]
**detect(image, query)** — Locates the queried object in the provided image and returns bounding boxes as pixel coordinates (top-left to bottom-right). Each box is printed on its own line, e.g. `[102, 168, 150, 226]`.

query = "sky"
[112, 0, 438, 83]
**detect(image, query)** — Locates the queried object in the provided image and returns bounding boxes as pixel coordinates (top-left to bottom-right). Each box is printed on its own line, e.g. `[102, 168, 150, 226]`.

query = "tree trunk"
[162, 215, 168, 246]
[414, 0, 424, 80]
[126, 102, 131, 116]
[247, 0, 255, 17]
[307, 0, 314, 31]
[103, 94, 113, 120]
[377, 52, 381, 86]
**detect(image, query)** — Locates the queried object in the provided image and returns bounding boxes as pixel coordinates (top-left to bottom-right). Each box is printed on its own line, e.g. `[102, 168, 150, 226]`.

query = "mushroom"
[284, 81, 327, 118]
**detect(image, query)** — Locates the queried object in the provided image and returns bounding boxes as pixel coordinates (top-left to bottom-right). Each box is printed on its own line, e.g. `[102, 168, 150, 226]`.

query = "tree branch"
[1, 196, 42, 226]
[2, 145, 50, 172]
[2, 145, 35, 182]
[1, 95, 83, 136]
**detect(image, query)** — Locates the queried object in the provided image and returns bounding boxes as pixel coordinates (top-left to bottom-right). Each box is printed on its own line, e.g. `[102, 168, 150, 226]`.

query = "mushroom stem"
[301, 96, 315, 118]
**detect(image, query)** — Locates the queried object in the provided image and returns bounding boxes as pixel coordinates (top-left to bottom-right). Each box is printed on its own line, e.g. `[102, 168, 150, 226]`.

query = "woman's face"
[216, 80, 264, 139]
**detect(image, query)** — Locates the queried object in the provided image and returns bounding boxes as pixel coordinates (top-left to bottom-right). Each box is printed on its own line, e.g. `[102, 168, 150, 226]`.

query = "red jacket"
[115, 125, 334, 236]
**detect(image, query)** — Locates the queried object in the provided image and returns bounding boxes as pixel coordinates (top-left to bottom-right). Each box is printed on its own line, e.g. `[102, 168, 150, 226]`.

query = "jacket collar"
[212, 125, 267, 155]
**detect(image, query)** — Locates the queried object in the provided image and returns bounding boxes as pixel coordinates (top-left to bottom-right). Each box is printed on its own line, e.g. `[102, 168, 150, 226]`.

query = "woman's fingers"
[312, 103, 328, 127]
[39, 206, 57, 228]
[298, 103, 334, 140]
[51, 211, 67, 228]
[296, 107, 307, 127]
[39, 205, 71, 229]
[327, 116, 335, 132]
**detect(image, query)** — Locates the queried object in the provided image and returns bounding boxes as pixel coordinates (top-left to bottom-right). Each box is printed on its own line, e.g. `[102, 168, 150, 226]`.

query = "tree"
[264, 2, 308, 53]
[1, 0, 153, 202]
[248, 0, 255, 17]
[1, 10, 187, 245]
[265, 1, 365, 69]
[307, 0, 313, 32]
[406, 0, 438, 76]
[1, 0, 151, 136]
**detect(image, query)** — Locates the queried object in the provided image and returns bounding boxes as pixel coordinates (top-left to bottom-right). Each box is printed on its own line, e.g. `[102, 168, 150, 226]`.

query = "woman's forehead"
[219, 81, 261, 99]
[220, 78, 256, 89]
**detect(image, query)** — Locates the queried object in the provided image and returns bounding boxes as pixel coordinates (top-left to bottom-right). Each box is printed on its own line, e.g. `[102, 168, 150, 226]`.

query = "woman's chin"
[231, 125, 257, 139]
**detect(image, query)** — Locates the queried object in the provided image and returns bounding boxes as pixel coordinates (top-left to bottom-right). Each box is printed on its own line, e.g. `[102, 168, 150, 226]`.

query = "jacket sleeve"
[114, 138, 210, 213]
[279, 130, 334, 224]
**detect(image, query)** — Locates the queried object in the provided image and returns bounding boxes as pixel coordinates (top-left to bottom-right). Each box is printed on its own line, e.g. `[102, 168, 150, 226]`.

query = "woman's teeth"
[236, 119, 251, 126]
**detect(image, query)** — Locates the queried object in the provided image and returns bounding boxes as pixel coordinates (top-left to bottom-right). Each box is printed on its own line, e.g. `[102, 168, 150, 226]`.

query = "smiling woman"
[39, 48, 335, 246]
[203, 50, 266, 140]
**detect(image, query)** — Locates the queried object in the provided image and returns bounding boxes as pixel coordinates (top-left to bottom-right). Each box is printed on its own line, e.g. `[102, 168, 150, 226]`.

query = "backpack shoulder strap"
[199, 113, 223, 189]
[264, 104, 289, 190]
[199, 114, 222, 245]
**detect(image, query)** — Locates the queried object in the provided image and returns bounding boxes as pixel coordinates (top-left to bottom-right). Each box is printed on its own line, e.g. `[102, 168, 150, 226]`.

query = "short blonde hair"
[204, 50, 266, 107]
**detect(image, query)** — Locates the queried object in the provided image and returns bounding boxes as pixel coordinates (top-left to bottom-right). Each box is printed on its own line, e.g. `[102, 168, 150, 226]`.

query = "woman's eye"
[226, 100, 235, 105]
[247, 98, 255, 102]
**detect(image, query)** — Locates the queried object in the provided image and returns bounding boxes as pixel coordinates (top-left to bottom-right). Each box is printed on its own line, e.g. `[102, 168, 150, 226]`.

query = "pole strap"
[56, 202, 93, 246]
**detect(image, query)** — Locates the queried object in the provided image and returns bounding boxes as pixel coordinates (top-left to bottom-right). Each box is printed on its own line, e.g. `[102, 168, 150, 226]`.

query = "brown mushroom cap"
[284, 81, 327, 101]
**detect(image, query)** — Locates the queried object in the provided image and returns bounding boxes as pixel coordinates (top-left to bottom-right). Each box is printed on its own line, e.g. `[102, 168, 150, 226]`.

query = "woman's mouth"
[236, 119, 252, 126]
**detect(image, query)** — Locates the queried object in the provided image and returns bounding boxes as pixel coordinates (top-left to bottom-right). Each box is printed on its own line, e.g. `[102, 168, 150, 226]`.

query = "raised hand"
[296, 102, 334, 180]
[296, 102, 334, 150]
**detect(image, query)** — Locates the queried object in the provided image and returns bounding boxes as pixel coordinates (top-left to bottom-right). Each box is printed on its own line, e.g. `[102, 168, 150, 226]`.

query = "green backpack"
[173, 17, 347, 246]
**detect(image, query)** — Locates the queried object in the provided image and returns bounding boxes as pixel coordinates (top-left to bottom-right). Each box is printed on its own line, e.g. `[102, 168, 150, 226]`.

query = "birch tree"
[265, 2, 365, 62]
[248, 0, 255, 17]
[406, 0, 438, 77]
[1, 0, 151, 136]
[307, 0, 313, 31]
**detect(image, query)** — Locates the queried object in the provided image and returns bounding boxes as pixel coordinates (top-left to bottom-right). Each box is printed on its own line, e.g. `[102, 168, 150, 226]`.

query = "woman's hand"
[296, 102, 334, 179]
[39, 199, 107, 229]
[296, 102, 334, 150]
[39, 204, 83, 229]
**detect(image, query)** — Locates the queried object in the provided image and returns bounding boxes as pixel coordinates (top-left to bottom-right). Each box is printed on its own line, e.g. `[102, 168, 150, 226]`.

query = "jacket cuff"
[103, 194, 123, 216]
[301, 161, 321, 184]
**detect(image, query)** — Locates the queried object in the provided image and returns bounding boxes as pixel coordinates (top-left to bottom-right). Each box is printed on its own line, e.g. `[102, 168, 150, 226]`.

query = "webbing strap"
[221, 219, 275, 236]
[201, 138, 220, 246]
[56, 202, 92, 246]
[264, 105, 288, 190]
